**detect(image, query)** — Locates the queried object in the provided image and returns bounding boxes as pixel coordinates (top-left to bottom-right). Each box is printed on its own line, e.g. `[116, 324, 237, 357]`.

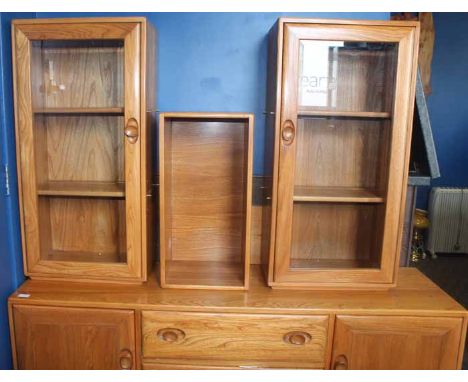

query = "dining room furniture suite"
[7, 16, 468, 370]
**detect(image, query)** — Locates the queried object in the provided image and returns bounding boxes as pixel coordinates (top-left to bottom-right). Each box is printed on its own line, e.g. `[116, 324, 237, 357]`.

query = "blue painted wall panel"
[0, 11, 34, 370]
[417, 13, 468, 208]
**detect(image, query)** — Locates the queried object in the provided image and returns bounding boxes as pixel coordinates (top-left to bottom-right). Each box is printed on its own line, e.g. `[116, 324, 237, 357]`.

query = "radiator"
[427, 187, 468, 254]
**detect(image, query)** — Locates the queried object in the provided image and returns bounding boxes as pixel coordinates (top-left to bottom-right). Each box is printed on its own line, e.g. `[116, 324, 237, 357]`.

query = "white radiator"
[427, 187, 468, 254]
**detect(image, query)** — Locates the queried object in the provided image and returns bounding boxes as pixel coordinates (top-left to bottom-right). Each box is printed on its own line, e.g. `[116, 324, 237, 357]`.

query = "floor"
[416, 254, 468, 369]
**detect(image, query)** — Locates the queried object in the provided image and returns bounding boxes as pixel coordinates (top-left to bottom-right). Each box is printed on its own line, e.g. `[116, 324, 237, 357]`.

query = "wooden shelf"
[290, 258, 380, 270]
[45, 250, 126, 264]
[165, 260, 246, 290]
[298, 110, 391, 119]
[293, 186, 384, 203]
[37, 181, 125, 198]
[33, 107, 124, 115]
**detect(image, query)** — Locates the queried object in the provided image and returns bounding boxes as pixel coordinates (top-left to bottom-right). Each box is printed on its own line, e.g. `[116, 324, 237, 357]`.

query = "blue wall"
[0, 12, 389, 369]
[0, 12, 34, 370]
[417, 13, 468, 208]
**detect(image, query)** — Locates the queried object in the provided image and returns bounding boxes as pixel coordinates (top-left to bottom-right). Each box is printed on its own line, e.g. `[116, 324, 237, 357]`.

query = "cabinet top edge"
[7, 267, 468, 316]
[278, 17, 420, 28]
[160, 112, 254, 120]
[12, 17, 149, 25]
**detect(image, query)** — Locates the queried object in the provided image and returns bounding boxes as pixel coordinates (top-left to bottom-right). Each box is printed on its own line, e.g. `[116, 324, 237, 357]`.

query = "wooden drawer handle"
[157, 328, 186, 343]
[124, 118, 139, 144]
[333, 354, 348, 370]
[119, 349, 133, 370]
[281, 120, 295, 145]
[283, 331, 312, 345]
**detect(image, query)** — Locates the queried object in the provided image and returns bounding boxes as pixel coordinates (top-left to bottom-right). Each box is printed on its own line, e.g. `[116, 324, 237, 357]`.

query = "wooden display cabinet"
[159, 113, 253, 290]
[263, 19, 420, 289]
[12, 18, 156, 282]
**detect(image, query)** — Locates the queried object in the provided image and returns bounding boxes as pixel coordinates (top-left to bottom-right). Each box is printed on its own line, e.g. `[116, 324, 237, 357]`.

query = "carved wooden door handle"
[119, 349, 133, 369]
[124, 118, 139, 144]
[281, 120, 295, 145]
[283, 331, 312, 345]
[157, 328, 186, 343]
[333, 354, 348, 370]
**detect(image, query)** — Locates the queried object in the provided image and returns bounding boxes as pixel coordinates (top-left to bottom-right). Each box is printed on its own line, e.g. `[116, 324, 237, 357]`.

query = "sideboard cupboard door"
[332, 315, 464, 370]
[12, 305, 136, 370]
[12, 18, 155, 282]
[271, 20, 420, 288]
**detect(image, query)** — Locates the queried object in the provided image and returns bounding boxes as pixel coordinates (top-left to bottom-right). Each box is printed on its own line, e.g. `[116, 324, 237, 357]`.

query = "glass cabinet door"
[14, 21, 142, 280]
[274, 23, 417, 285]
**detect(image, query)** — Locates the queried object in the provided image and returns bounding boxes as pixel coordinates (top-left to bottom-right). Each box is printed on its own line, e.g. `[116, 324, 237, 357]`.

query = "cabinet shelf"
[37, 181, 125, 198]
[293, 186, 384, 203]
[298, 110, 391, 119]
[33, 107, 124, 115]
[45, 250, 126, 263]
[165, 260, 245, 290]
[290, 258, 380, 269]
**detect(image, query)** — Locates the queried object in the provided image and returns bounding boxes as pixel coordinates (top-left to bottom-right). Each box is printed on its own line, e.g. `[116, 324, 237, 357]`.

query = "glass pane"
[294, 116, 390, 193]
[298, 41, 397, 113]
[290, 202, 383, 269]
[289, 116, 389, 269]
[290, 38, 396, 270]
[31, 40, 124, 109]
[31, 40, 126, 264]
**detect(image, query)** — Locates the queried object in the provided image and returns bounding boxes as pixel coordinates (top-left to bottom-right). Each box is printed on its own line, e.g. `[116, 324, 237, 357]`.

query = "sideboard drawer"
[142, 311, 329, 369]
[143, 362, 237, 370]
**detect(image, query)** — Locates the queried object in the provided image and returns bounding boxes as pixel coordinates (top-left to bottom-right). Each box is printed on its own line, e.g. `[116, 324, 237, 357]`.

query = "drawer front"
[143, 362, 236, 370]
[142, 311, 329, 369]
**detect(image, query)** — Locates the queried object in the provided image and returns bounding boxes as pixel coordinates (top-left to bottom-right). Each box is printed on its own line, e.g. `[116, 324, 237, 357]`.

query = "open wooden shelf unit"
[159, 112, 254, 290]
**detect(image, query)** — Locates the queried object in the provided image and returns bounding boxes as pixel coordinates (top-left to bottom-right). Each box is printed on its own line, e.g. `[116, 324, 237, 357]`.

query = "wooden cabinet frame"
[264, 19, 421, 289]
[12, 18, 156, 282]
[158, 113, 253, 290]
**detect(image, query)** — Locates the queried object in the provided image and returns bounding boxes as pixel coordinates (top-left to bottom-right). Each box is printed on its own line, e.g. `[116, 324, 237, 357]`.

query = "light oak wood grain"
[159, 113, 253, 290]
[270, 19, 420, 289]
[31, 40, 124, 109]
[332, 315, 463, 369]
[293, 186, 384, 203]
[35, 115, 124, 183]
[142, 311, 329, 369]
[12, 305, 135, 370]
[8, 267, 467, 369]
[13, 18, 155, 282]
[33, 107, 124, 114]
[17, 22, 139, 40]
[263, 21, 284, 285]
[298, 110, 391, 118]
[122, 23, 142, 279]
[142, 362, 238, 370]
[37, 180, 125, 198]
[45, 197, 126, 259]
[294, 117, 390, 191]
[8, 266, 467, 317]
[165, 260, 245, 290]
[139, 20, 157, 281]
[290, 203, 382, 264]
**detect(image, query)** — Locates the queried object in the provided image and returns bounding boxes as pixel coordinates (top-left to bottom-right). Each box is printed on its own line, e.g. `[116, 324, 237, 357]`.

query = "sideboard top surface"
[9, 266, 466, 317]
